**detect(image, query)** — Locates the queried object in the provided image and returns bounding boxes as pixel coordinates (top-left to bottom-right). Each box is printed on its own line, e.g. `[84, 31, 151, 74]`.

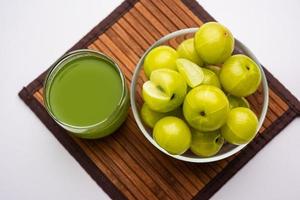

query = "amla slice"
[142, 69, 187, 112]
[142, 81, 170, 104]
[176, 58, 204, 88]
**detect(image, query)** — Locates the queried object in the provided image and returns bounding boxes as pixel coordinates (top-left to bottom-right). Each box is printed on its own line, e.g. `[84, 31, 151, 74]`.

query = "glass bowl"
[130, 28, 269, 163]
[44, 49, 129, 139]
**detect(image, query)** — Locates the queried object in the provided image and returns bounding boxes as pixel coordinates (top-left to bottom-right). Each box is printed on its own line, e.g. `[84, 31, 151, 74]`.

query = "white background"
[1, 0, 300, 199]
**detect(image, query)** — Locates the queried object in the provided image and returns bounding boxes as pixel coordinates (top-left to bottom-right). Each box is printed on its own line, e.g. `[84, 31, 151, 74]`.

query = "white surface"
[0, 0, 299, 199]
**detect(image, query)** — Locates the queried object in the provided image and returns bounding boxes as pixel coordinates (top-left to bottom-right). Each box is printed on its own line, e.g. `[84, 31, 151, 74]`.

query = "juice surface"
[49, 55, 123, 127]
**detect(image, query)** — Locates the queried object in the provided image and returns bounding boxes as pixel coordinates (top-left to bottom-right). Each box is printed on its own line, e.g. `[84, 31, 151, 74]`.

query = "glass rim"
[43, 49, 127, 130]
[130, 28, 269, 163]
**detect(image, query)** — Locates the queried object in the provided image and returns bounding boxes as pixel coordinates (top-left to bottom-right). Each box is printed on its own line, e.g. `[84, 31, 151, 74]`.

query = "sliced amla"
[142, 69, 187, 112]
[176, 58, 204, 88]
[142, 81, 170, 102]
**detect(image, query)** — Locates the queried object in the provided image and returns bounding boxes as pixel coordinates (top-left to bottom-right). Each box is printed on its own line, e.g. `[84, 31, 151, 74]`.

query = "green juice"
[44, 50, 129, 138]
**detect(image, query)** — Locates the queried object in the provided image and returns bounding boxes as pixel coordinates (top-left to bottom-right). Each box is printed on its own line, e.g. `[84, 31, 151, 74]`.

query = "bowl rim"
[130, 28, 269, 163]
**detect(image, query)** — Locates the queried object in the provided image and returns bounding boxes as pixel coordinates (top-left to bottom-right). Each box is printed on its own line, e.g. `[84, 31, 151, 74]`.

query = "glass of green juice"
[44, 49, 129, 139]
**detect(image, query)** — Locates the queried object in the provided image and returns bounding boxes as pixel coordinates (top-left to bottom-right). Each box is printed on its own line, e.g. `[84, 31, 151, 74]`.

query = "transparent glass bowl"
[130, 28, 269, 163]
[44, 49, 129, 139]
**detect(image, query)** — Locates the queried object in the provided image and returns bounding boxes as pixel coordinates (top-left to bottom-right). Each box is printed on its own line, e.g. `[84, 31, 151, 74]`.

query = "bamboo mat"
[19, 0, 300, 199]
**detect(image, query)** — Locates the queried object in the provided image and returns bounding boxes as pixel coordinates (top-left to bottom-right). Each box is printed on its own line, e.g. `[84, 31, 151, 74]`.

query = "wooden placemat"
[19, 0, 300, 199]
